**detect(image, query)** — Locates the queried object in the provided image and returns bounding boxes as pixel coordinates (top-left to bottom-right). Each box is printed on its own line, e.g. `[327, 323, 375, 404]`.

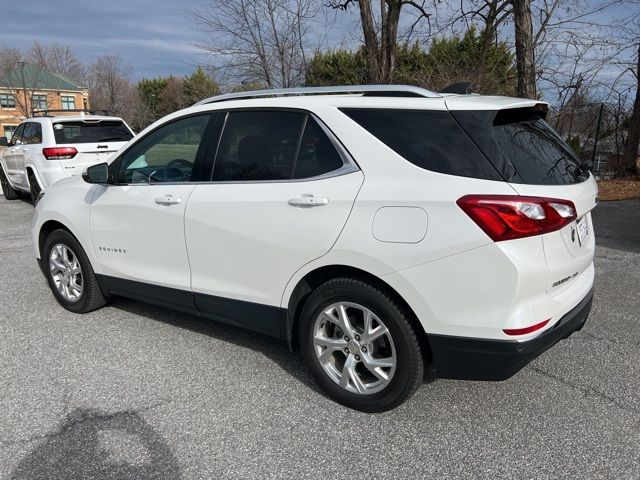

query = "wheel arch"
[38, 220, 77, 259]
[285, 264, 432, 366]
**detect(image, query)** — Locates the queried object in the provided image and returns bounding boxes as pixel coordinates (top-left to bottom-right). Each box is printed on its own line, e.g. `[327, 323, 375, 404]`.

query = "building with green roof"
[0, 63, 89, 140]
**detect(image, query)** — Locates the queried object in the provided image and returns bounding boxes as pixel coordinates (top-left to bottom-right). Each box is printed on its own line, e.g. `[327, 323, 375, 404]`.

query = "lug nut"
[344, 336, 349, 341]
[361, 346, 367, 352]
[355, 334, 360, 341]
[344, 348, 349, 354]
[355, 354, 360, 361]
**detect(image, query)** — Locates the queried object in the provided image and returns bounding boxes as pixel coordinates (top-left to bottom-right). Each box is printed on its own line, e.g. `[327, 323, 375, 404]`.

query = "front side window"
[9, 123, 25, 146]
[0, 93, 16, 108]
[61, 96, 75, 110]
[117, 114, 210, 184]
[212, 110, 345, 181]
[32, 94, 47, 111]
[21, 122, 42, 144]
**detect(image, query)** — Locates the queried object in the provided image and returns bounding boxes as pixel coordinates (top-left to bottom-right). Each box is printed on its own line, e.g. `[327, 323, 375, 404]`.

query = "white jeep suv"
[32, 86, 597, 412]
[0, 111, 134, 203]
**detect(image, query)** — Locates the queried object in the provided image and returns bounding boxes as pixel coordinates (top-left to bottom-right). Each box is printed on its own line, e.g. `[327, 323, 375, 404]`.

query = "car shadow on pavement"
[108, 297, 326, 396]
[10, 408, 182, 480]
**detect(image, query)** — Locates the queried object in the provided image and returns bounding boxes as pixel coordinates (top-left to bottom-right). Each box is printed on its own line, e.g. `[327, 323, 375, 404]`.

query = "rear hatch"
[52, 119, 134, 176]
[447, 97, 598, 295]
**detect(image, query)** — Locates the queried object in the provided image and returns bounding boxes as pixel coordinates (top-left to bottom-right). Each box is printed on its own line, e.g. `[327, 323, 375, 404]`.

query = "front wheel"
[0, 164, 19, 200]
[299, 278, 424, 412]
[42, 229, 107, 313]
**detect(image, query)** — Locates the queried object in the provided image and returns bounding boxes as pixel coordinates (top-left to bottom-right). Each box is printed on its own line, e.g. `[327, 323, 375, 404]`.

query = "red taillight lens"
[457, 195, 577, 242]
[42, 147, 78, 160]
[503, 319, 550, 336]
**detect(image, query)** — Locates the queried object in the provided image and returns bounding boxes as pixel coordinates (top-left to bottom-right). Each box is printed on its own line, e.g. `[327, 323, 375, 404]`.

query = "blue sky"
[0, 1, 356, 80]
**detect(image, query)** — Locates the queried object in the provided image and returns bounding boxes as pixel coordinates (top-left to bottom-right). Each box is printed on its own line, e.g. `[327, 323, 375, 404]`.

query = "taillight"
[42, 147, 78, 160]
[457, 195, 577, 242]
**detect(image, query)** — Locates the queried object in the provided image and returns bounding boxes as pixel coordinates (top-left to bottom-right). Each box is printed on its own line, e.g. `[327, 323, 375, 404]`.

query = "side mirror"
[82, 162, 109, 184]
[0, 137, 8, 147]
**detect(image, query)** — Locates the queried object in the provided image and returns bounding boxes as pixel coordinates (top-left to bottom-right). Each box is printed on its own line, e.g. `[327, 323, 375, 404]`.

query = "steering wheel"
[167, 159, 193, 170]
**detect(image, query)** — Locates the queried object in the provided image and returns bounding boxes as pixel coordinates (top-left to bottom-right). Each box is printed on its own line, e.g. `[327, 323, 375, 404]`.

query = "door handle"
[288, 194, 329, 208]
[154, 195, 182, 206]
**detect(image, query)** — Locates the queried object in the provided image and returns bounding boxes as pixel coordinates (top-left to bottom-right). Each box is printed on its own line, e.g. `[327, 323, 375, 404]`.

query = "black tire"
[298, 278, 424, 412]
[28, 170, 42, 205]
[0, 164, 19, 200]
[41, 229, 107, 314]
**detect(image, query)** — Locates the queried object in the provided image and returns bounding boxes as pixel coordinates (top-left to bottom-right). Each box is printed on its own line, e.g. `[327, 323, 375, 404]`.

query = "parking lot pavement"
[0, 196, 639, 480]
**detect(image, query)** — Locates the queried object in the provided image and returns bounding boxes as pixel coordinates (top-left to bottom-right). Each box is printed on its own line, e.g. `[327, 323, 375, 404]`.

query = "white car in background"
[31, 86, 597, 412]
[0, 111, 134, 203]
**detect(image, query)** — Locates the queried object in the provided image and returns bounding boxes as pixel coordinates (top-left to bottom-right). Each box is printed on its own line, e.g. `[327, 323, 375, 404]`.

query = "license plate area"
[576, 216, 589, 246]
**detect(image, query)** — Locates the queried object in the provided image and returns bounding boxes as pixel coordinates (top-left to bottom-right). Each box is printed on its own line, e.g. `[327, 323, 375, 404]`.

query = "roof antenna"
[438, 82, 473, 94]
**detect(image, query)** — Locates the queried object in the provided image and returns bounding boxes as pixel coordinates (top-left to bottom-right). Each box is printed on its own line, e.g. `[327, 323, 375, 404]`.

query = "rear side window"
[53, 121, 133, 144]
[340, 108, 501, 181]
[451, 109, 587, 185]
[212, 111, 345, 181]
[22, 122, 42, 144]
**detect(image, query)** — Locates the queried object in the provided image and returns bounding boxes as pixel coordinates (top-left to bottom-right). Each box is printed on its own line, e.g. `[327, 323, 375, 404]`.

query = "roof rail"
[32, 108, 113, 117]
[194, 85, 440, 106]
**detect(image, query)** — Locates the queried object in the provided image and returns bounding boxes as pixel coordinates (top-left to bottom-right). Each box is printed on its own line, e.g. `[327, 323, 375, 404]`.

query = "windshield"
[53, 121, 133, 144]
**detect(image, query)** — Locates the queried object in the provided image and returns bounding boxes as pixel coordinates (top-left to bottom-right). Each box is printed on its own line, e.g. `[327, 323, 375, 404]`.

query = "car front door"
[89, 113, 216, 309]
[3, 123, 25, 177]
[15, 122, 43, 188]
[185, 110, 364, 337]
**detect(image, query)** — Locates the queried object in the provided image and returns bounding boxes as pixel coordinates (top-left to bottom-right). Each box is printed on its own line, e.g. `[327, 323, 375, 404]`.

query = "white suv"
[0, 111, 134, 203]
[31, 86, 597, 412]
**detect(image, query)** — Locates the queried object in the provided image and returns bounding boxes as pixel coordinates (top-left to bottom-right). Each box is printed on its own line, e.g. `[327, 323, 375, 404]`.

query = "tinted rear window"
[340, 108, 501, 181]
[451, 109, 588, 185]
[53, 121, 133, 144]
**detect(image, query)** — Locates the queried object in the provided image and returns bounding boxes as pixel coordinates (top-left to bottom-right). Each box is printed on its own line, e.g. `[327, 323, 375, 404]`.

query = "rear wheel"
[299, 278, 424, 412]
[42, 229, 107, 313]
[0, 164, 19, 200]
[28, 170, 42, 205]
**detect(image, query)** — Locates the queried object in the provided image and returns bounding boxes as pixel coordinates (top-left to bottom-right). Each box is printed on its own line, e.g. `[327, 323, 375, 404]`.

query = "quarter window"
[341, 108, 502, 181]
[212, 110, 345, 181]
[117, 114, 210, 184]
[31, 94, 47, 111]
[61, 96, 75, 110]
[0, 93, 16, 108]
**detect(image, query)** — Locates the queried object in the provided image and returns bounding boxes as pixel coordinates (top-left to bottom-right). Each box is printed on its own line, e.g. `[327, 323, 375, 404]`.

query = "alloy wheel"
[313, 301, 397, 395]
[49, 244, 83, 302]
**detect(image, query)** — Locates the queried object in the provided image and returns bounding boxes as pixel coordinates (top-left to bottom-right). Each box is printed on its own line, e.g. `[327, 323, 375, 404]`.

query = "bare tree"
[88, 55, 135, 119]
[328, 0, 432, 83]
[189, 0, 320, 88]
[27, 42, 87, 84]
[0, 47, 21, 77]
[622, 44, 640, 175]
[512, 0, 537, 97]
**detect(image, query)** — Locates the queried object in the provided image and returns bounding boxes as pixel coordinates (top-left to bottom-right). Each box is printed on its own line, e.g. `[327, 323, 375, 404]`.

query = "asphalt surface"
[0, 196, 639, 479]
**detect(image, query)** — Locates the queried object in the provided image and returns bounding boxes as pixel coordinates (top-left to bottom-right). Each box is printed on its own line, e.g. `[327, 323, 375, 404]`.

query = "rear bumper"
[427, 287, 594, 381]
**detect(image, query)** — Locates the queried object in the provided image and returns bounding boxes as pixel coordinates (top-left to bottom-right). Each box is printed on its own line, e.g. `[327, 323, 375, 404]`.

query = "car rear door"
[89, 113, 216, 309]
[185, 109, 363, 337]
[52, 119, 134, 176]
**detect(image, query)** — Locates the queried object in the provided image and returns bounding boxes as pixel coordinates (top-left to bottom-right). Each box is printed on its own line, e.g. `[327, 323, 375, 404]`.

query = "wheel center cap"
[348, 340, 361, 355]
